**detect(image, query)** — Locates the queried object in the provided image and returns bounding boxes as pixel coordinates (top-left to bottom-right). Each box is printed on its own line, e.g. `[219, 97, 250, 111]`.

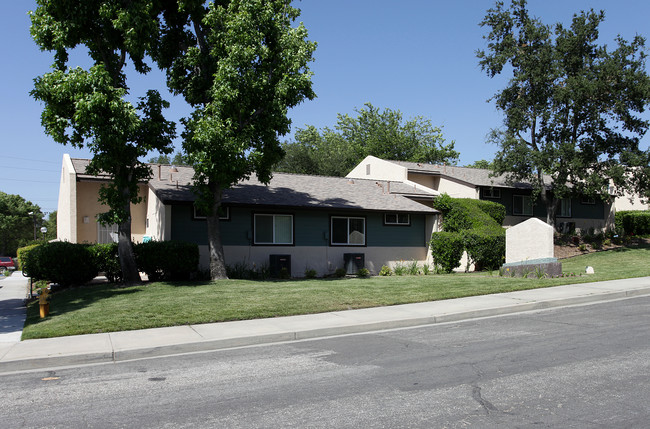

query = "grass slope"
[22, 245, 650, 340]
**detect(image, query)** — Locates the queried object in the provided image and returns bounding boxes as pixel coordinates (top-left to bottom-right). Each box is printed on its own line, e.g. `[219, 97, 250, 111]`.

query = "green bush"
[89, 243, 122, 283]
[304, 268, 317, 279]
[462, 229, 505, 271]
[27, 242, 98, 286]
[334, 268, 347, 278]
[379, 265, 392, 276]
[432, 194, 506, 272]
[17, 244, 40, 274]
[356, 268, 370, 278]
[430, 231, 465, 273]
[134, 240, 199, 281]
[616, 210, 650, 236]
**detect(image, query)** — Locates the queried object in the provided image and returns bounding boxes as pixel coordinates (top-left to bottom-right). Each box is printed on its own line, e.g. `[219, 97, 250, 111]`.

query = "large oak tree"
[477, 0, 650, 227]
[30, 1, 176, 284]
[157, 0, 316, 280]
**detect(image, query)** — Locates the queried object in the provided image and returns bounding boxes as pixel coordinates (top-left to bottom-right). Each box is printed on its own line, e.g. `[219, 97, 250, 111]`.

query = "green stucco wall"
[170, 205, 427, 247]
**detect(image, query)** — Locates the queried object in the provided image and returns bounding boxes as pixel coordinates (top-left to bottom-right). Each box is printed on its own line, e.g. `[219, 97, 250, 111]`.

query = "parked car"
[0, 256, 16, 273]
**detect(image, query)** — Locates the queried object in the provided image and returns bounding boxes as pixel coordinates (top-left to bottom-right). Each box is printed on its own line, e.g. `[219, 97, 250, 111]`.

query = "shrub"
[432, 194, 506, 272]
[356, 268, 370, 278]
[616, 210, 650, 236]
[379, 265, 392, 276]
[304, 268, 317, 279]
[134, 240, 199, 281]
[334, 268, 347, 278]
[407, 260, 420, 275]
[17, 244, 40, 274]
[430, 232, 464, 273]
[393, 261, 407, 276]
[27, 242, 98, 286]
[462, 228, 505, 271]
[89, 243, 122, 283]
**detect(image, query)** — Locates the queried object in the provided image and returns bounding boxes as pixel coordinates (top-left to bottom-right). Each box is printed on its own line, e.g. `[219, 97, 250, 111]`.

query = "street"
[2, 296, 649, 428]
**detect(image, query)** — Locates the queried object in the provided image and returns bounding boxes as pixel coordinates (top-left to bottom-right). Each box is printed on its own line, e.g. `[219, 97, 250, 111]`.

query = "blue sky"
[2, 0, 650, 214]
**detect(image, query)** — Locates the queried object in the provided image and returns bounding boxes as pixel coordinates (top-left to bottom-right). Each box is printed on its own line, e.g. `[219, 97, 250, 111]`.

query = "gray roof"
[390, 160, 544, 189]
[71, 158, 437, 214]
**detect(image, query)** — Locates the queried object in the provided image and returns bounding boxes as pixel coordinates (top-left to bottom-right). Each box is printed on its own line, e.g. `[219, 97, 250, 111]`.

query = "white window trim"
[253, 214, 294, 245]
[384, 213, 410, 225]
[331, 216, 366, 246]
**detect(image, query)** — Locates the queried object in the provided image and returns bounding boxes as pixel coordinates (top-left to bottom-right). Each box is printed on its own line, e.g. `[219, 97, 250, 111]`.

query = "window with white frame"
[254, 214, 293, 245]
[482, 187, 501, 199]
[97, 222, 118, 244]
[331, 216, 365, 246]
[558, 198, 572, 217]
[512, 195, 533, 216]
[384, 213, 410, 225]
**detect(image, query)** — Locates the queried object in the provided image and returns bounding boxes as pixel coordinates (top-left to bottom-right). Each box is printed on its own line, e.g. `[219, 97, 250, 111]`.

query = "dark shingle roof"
[390, 160, 543, 189]
[70, 159, 436, 214]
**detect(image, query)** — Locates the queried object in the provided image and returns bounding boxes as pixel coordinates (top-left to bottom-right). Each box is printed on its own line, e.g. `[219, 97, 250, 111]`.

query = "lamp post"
[40, 226, 48, 241]
[28, 211, 36, 240]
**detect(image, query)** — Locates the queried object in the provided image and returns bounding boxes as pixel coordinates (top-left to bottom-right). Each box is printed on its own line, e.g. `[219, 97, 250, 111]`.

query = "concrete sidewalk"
[0, 272, 29, 344]
[1, 276, 649, 374]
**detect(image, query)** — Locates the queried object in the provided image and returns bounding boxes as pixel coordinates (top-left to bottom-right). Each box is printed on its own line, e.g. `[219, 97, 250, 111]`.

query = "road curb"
[2, 285, 649, 374]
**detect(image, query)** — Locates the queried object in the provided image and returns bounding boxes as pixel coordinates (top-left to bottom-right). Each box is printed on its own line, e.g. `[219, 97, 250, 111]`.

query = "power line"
[0, 177, 57, 183]
[0, 165, 60, 173]
[4, 155, 60, 165]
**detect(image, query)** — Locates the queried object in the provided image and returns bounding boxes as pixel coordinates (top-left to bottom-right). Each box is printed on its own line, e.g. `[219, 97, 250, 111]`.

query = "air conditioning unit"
[269, 254, 291, 277]
[343, 253, 365, 274]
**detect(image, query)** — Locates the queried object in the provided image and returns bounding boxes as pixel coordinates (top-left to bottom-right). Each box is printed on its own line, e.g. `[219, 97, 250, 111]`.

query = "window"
[482, 188, 501, 199]
[580, 197, 596, 205]
[384, 213, 410, 225]
[558, 198, 572, 218]
[97, 223, 118, 244]
[331, 216, 366, 246]
[512, 195, 533, 216]
[254, 214, 293, 245]
[193, 205, 230, 221]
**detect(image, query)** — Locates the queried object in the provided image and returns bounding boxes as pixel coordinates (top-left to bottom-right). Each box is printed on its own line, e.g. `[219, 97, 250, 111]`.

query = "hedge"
[615, 210, 650, 236]
[89, 243, 122, 283]
[430, 232, 465, 273]
[431, 194, 506, 271]
[26, 242, 98, 286]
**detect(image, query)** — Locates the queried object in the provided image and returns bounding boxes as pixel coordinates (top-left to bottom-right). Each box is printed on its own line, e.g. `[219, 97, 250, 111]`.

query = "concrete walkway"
[0, 272, 29, 344]
[1, 276, 649, 374]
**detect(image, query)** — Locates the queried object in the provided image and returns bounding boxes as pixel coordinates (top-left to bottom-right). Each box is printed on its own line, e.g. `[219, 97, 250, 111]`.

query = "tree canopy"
[0, 192, 43, 256]
[30, 0, 176, 283]
[477, 0, 650, 226]
[277, 103, 459, 176]
[157, 0, 316, 279]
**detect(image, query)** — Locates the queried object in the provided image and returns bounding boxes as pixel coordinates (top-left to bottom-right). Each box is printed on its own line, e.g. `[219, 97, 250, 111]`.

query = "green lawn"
[22, 244, 650, 340]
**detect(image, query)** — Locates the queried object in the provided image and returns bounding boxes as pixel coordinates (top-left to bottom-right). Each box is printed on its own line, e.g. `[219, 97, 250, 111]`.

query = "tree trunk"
[207, 182, 228, 280]
[117, 191, 141, 285]
[542, 192, 559, 230]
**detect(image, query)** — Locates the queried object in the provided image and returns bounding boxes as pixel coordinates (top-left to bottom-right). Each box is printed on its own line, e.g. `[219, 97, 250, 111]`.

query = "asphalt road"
[2, 296, 649, 428]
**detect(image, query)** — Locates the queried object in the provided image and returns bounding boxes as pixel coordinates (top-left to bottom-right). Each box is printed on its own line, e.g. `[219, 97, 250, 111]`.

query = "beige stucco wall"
[57, 154, 77, 242]
[437, 177, 478, 198]
[615, 192, 649, 211]
[75, 181, 149, 243]
[145, 188, 171, 241]
[347, 155, 408, 182]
